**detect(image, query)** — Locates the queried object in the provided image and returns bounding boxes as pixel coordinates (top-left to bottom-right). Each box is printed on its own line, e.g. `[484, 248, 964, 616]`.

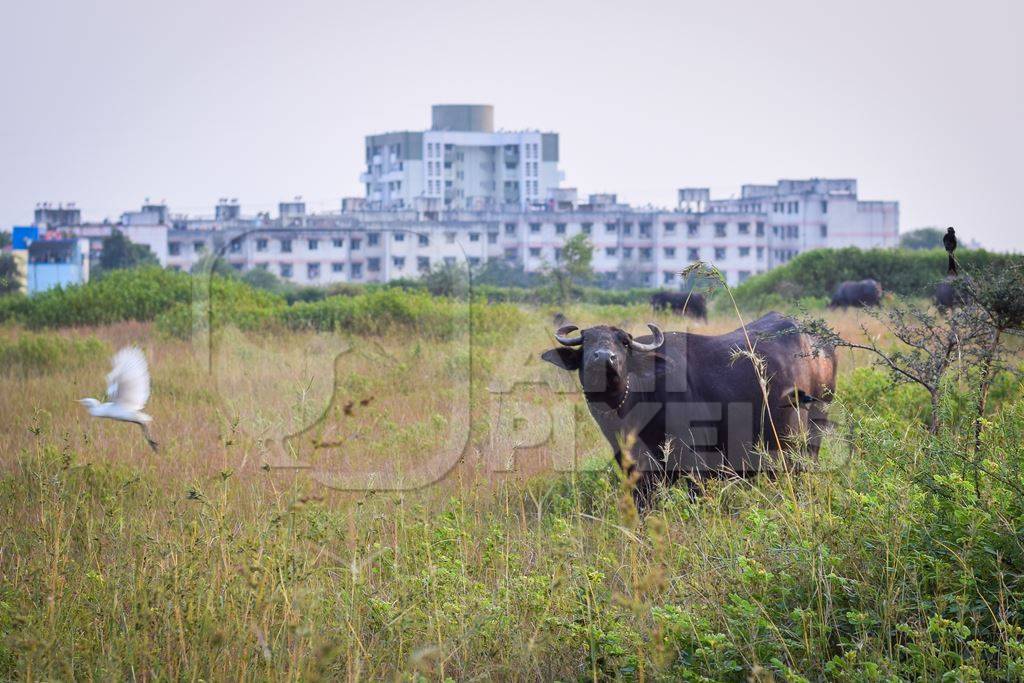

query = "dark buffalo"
[829, 279, 883, 308]
[542, 312, 837, 511]
[934, 277, 968, 310]
[650, 290, 707, 321]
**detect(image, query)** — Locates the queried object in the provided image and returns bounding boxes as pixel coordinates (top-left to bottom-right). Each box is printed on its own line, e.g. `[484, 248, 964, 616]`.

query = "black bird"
[943, 227, 958, 276]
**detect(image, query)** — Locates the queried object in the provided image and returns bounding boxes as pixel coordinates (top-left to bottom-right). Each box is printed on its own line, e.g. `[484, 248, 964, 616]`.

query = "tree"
[421, 261, 469, 298]
[242, 266, 284, 292]
[99, 230, 158, 271]
[546, 234, 594, 304]
[0, 231, 11, 249]
[190, 253, 237, 278]
[899, 227, 945, 250]
[0, 254, 21, 295]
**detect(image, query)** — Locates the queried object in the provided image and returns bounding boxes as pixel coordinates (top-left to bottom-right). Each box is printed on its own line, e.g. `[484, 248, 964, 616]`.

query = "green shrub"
[11, 267, 191, 328]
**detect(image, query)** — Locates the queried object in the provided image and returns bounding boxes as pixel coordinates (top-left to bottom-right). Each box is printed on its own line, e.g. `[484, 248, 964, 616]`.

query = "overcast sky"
[1, 0, 1021, 249]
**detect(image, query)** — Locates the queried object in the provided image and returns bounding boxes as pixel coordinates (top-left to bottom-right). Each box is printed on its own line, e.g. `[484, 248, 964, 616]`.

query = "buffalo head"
[541, 323, 664, 394]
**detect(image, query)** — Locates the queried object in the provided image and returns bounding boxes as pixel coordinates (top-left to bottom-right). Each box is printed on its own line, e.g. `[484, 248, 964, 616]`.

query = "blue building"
[27, 239, 90, 294]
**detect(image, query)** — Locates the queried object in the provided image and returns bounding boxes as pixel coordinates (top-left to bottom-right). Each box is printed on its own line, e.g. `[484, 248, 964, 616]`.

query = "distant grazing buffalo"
[650, 290, 707, 321]
[934, 278, 968, 310]
[542, 312, 837, 511]
[829, 279, 883, 308]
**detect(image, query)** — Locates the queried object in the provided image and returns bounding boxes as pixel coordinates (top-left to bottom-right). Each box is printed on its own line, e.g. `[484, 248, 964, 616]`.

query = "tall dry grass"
[2, 304, 1022, 680]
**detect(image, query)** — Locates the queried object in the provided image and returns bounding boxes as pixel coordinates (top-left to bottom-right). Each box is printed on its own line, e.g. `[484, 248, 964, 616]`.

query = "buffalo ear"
[541, 347, 581, 371]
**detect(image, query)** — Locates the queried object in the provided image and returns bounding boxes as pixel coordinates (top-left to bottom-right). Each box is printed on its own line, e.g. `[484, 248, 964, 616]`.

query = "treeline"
[730, 247, 1023, 309]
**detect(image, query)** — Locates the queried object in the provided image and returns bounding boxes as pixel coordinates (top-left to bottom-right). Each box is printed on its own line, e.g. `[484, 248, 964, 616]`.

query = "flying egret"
[79, 346, 158, 452]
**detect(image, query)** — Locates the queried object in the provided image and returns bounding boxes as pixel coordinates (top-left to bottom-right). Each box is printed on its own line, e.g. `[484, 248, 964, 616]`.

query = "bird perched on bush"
[943, 226, 958, 276]
[79, 346, 158, 451]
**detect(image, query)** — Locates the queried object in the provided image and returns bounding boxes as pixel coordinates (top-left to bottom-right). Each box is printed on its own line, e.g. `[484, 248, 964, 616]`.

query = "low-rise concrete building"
[36, 177, 899, 288]
[26, 238, 90, 294]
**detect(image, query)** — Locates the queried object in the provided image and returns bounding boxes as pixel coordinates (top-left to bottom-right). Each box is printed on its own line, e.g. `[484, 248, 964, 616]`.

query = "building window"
[688, 247, 700, 261]
[394, 232, 405, 242]
[351, 263, 363, 278]
[393, 256, 405, 268]
[505, 248, 518, 261]
[640, 222, 652, 237]
[738, 222, 750, 235]
[280, 263, 292, 277]
[351, 238, 361, 250]
[487, 232, 497, 244]
[622, 247, 633, 258]
[469, 232, 480, 242]
[821, 200, 828, 213]
[307, 263, 320, 279]
[820, 224, 828, 237]
[663, 271, 675, 284]
[194, 241, 206, 253]
[332, 262, 344, 273]
[555, 247, 564, 261]
[529, 247, 541, 257]
[756, 222, 765, 236]
[529, 223, 541, 234]
[714, 223, 727, 238]
[330, 238, 343, 248]
[280, 239, 292, 253]
[581, 222, 592, 235]
[256, 239, 268, 252]
[757, 246, 764, 259]
[418, 234, 429, 246]
[605, 223, 617, 233]
[605, 247, 617, 256]
[368, 257, 380, 272]
[308, 239, 318, 250]
[687, 222, 699, 237]
[739, 246, 751, 257]
[623, 223, 633, 236]
[417, 256, 430, 272]
[468, 256, 480, 266]
[714, 247, 726, 260]
[230, 239, 241, 253]
[739, 270, 751, 283]
[368, 232, 380, 246]
[445, 232, 455, 244]
[168, 242, 181, 256]
[640, 248, 652, 260]
[555, 223, 566, 235]
[504, 222, 517, 235]
[663, 247, 676, 258]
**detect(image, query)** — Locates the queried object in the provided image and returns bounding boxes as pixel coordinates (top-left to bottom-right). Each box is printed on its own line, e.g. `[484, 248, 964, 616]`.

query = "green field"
[2, 280, 1024, 680]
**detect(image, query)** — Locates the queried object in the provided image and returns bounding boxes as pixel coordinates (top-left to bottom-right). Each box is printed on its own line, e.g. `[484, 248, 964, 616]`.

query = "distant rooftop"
[430, 104, 494, 133]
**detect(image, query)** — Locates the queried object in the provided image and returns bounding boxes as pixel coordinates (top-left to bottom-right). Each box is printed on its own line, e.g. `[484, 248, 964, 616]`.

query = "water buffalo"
[650, 290, 707, 321]
[542, 312, 837, 511]
[934, 277, 968, 310]
[829, 279, 883, 308]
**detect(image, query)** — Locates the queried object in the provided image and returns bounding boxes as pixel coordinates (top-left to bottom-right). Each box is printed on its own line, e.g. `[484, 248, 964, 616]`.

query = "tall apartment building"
[361, 104, 562, 210]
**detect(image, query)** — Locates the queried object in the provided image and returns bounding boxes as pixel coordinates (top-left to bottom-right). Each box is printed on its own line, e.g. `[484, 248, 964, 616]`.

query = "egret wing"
[106, 347, 150, 411]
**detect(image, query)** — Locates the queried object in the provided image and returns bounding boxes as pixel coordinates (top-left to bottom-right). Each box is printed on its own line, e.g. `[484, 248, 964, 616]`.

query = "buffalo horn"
[554, 325, 583, 346]
[628, 323, 664, 352]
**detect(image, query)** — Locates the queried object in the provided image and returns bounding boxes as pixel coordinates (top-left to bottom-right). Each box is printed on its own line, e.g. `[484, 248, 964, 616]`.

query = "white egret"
[79, 346, 158, 452]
